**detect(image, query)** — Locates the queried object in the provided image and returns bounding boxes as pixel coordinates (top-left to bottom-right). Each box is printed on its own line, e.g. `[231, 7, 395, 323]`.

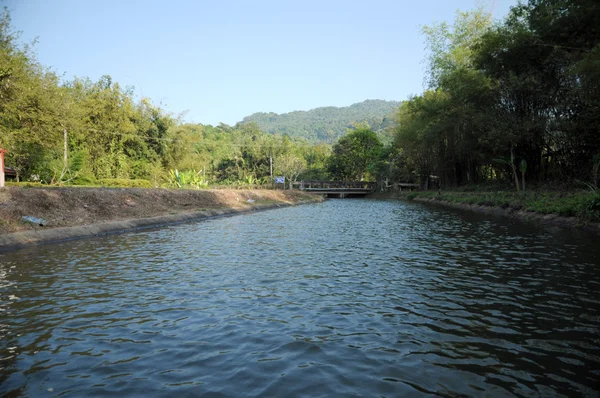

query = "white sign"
[275, 176, 285, 184]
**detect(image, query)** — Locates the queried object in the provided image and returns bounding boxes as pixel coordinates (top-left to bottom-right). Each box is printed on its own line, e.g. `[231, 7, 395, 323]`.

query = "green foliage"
[167, 169, 208, 189]
[422, 7, 491, 88]
[370, 144, 414, 186]
[10, 0, 597, 196]
[241, 100, 400, 144]
[275, 154, 307, 188]
[98, 178, 153, 188]
[406, 192, 417, 200]
[5, 181, 45, 187]
[519, 159, 527, 175]
[0, 8, 64, 181]
[409, 189, 600, 222]
[301, 143, 331, 180]
[0, 8, 330, 188]
[394, 0, 600, 191]
[585, 194, 600, 212]
[243, 175, 258, 186]
[328, 126, 383, 181]
[71, 175, 97, 186]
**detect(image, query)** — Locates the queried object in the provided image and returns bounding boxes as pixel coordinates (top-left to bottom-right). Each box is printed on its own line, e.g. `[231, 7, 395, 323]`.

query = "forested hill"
[240, 100, 401, 143]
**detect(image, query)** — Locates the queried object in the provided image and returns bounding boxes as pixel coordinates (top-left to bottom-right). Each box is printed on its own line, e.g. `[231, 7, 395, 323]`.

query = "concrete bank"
[411, 196, 600, 233]
[0, 187, 323, 252]
[0, 201, 314, 252]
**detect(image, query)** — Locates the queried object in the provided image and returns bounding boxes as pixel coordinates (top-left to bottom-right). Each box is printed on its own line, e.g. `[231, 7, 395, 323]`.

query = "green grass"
[98, 179, 153, 188]
[5, 181, 45, 188]
[5, 179, 154, 188]
[406, 189, 600, 222]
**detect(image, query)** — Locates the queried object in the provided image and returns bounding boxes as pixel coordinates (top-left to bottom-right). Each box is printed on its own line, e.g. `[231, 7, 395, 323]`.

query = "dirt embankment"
[0, 187, 322, 250]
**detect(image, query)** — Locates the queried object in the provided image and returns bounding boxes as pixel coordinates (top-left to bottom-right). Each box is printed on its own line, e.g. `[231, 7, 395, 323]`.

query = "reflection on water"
[1, 199, 599, 397]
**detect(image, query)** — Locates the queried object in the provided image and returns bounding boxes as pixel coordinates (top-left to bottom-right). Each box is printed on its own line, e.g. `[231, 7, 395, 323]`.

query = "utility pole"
[63, 129, 68, 169]
[270, 154, 273, 188]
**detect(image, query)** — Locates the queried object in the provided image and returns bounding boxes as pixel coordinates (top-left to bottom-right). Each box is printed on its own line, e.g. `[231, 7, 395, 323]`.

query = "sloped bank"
[372, 191, 600, 233]
[0, 187, 323, 252]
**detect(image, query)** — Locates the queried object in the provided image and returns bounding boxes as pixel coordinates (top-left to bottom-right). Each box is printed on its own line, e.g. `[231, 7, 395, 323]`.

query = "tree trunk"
[511, 146, 520, 192]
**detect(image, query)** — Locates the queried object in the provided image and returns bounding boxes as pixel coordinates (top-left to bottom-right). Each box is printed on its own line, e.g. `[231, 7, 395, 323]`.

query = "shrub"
[167, 169, 208, 189]
[5, 181, 45, 188]
[585, 194, 600, 211]
[98, 179, 153, 188]
[71, 175, 97, 186]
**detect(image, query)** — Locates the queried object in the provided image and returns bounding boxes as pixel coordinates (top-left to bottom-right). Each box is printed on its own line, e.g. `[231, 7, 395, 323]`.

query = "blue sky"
[8, 0, 517, 126]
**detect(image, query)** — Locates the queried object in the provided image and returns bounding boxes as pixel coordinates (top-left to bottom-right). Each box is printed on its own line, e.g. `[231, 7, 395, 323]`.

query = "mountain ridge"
[240, 99, 401, 143]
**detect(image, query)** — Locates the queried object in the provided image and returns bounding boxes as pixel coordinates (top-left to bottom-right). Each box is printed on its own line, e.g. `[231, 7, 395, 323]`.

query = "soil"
[0, 187, 320, 234]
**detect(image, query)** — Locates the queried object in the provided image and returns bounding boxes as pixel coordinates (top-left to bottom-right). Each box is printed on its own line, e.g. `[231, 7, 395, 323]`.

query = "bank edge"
[0, 200, 321, 253]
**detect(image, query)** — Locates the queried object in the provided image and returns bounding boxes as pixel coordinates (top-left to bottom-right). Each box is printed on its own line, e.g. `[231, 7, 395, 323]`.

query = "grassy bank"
[394, 189, 600, 223]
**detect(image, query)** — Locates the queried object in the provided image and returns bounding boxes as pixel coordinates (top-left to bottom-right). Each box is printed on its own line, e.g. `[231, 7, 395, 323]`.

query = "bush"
[71, 175, 97, 186]
[585, 194, 600, 211]
[406, 192, 417, 200]
[98, 179, 153, 188]
[167, 169, 208, 189]
[5, 181, 45, 188]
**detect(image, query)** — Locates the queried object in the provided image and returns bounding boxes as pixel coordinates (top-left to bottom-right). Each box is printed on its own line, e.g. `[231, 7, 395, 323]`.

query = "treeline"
[3, 1, 598, 192]
[0, 9, 334, 188]
[242, 99, 400, 144]
[394, 0, 600, 190]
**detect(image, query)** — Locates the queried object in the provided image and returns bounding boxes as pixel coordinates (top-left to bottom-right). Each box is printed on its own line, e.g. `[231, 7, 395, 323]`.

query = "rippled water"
[1, 199, 599, 397]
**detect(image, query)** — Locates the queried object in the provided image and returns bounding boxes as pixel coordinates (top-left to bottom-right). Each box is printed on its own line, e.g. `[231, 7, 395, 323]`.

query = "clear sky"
[7, 0, 517, 126]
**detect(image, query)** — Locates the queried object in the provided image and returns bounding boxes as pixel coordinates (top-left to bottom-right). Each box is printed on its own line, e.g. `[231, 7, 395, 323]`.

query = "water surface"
[1, 199, 599, 397]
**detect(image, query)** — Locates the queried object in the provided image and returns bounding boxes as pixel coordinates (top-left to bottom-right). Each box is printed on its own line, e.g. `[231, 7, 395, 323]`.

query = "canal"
[1, 199, 599, 397]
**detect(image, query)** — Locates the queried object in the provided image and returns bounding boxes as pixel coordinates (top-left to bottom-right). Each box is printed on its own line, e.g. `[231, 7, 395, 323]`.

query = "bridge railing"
[293, 180, 376, 190]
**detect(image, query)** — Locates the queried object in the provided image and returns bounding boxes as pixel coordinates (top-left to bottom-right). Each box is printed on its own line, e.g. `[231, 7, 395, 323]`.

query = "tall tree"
[328, 126, 383, 181]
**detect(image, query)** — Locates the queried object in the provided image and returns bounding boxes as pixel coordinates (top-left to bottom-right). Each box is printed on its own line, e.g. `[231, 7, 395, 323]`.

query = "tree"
[301, 143, 332, 180]
[422, 7, 492, 89]
[328, 126, 383, 181]
[0, 8, 64, 180]
[241, 100, 401, 143]
[275, 154, 306, 189]
[394, 0, 600, 190]
[395, 91, 447, 189]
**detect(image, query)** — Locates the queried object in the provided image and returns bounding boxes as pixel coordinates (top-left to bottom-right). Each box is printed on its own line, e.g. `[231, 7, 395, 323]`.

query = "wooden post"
[0, 147, 6, 188]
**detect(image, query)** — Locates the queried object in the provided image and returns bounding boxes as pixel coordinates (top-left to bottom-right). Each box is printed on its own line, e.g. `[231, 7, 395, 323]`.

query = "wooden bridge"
[292, 180, 376, 198]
